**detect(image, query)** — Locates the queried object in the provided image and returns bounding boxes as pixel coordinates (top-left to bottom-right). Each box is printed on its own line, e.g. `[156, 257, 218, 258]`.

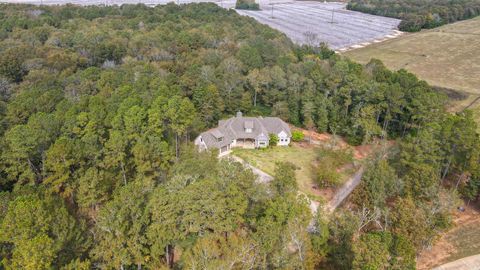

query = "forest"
[0, 3, 479, 269]
[347, 0, 480, 31]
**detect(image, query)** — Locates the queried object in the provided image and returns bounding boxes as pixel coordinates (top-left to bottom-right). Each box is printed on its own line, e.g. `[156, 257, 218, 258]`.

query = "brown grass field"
[344, 16, 480, 95]
[344, 17, 480, 123]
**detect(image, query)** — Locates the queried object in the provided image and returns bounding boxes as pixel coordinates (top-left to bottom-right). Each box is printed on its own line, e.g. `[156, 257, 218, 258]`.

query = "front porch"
[234, 138, 256, 149]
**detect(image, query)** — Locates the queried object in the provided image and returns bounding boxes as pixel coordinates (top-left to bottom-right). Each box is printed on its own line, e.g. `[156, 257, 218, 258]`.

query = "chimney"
[236, 111, 243, 118]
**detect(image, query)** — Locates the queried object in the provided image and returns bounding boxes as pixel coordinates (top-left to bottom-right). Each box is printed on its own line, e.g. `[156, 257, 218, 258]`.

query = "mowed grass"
[232, 143, 353, 201]
[233, 144, 319, 199]
[344, 17, 480, 95]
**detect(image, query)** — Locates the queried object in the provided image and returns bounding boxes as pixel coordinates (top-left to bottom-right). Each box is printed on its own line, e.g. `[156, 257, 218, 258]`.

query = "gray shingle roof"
[211, 129, 224, 139]
[199, 113, 291, 149]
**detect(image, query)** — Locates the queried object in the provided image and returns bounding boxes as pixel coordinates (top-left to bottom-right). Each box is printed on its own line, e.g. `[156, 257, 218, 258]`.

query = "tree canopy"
[348, 0, 480, 31]
[0, 3, 478, 269]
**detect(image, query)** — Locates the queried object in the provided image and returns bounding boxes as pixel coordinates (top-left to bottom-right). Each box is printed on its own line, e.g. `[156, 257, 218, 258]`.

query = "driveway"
[433, 254, 480, 270]
[325, 166, 365, 213]
[229, 155, 273, 183]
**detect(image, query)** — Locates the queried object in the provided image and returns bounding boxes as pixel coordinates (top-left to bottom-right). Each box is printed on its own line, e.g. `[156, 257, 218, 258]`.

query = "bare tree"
[355, 206, 383, 232]
[303, 31, 318, 47]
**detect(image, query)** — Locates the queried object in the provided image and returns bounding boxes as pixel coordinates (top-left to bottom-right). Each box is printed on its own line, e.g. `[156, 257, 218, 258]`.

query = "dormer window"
[244, 121, 253, 133]
[211, 129, 224, 143]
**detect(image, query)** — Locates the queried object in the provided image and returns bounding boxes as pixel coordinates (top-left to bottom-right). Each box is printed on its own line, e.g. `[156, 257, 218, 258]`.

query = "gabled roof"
[261, 117, 292, 136]
[198, 113, 291, 149]
[211, 129, 224, 138]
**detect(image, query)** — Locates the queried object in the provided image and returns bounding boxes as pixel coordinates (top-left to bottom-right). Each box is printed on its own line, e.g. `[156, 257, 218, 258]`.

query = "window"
[245, 128, 252, 133]
[218, 137, 223, 142]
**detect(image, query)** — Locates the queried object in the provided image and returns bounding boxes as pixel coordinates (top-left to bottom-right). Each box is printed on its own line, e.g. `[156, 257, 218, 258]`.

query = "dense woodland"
[347, 0, 480, 31]
[0, 3, 479, 269]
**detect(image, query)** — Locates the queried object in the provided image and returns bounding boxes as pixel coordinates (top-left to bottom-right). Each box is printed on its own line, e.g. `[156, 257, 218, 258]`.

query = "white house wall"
[194, 135, 207, 151]
[277, 131, 290, 146]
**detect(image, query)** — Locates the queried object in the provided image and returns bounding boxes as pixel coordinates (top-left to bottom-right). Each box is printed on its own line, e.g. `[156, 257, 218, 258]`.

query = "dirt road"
[325, 166, 364, 213]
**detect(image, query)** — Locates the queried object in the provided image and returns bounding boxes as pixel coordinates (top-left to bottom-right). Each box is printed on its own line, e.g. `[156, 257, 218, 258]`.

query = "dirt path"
[229, 155, 273, 183]
[230, 154, 364, 215]
[325, 166, 364, 213]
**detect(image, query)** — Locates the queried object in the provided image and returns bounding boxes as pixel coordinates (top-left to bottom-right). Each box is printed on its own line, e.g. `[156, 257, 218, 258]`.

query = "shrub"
[291, 130, 304, 142]
[235, 0, 260, 10]
[314, 147, 353, 188]
[269, 133, 278, 147]
[316, 166, 343, 188]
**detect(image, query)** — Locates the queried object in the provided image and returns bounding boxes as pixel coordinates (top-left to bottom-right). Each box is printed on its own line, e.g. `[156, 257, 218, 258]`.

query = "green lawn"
[232, 143, 353, 201]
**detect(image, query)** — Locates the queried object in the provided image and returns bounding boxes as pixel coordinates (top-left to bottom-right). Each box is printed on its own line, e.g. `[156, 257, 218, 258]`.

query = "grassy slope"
[344, 16, 480, 95]
[233, 144, 353, 202]
[233, 144, 320, 200]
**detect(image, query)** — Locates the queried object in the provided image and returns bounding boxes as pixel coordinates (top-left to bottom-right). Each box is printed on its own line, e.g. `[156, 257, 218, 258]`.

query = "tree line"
[347, 0, 480, 31]
[0, 3, 479, 269]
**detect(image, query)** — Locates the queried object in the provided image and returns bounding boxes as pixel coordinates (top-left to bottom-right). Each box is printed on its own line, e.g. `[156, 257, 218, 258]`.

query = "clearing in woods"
[232, 131, 380, 203]
[344, 17, 480, 123]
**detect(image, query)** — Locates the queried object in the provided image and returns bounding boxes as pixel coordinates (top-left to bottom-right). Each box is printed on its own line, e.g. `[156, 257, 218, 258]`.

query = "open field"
[344, 16, 480, 95]
[1, 0, 401, 50]
[417, 203, 480, 269]
[235, 2, 401, 49]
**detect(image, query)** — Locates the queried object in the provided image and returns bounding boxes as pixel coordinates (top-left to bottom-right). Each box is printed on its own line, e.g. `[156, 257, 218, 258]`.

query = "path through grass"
[233, 143, 353, 202]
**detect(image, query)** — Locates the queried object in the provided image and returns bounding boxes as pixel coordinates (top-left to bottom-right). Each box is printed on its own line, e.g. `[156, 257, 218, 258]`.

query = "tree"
[93, 180, 151, 270]
[76, 167, 114, 212]
[309, 212, 330, 267]
[272, 161, 298, 196]
[9, 234, 56, 270]
[353, 159, 397, 209]
[183, 231, 257, 269]
[235, 0, 260, 10]
[352, 232, 391, 270]
[192, 84, 224, 126]
[0, 188, 88, 269]
[292, 130, 305, 142]
[327, 211, 360, 270]
[104, 130, 129, 185]
[391, 197, 432, 248]
[0, 46, 30, 82]
[253, 195, 312, 269]
[352, 232, 415, 270]
[269, 133, 279, 147]
[44, 137, 83, 200]
[161, 96, 196, 159]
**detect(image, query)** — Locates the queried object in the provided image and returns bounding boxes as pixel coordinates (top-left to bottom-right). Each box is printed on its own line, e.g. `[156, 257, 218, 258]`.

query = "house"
[194, 111, 292, 156]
